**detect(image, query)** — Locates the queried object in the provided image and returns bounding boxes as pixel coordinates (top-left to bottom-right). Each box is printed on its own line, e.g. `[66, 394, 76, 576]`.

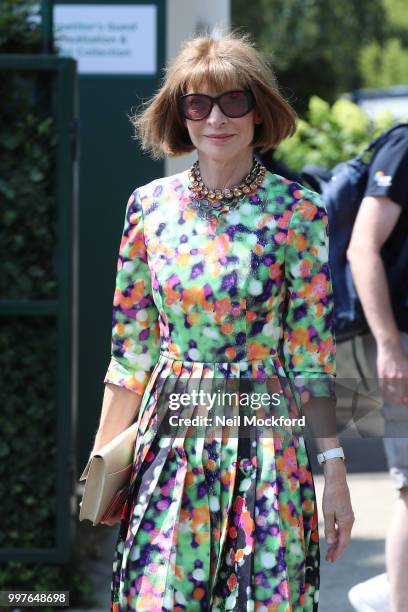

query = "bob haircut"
[130, 32, 297, 159]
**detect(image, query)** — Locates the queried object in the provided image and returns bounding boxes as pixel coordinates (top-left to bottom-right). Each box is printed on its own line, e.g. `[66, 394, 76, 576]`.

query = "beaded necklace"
[187, 158, 266, 221]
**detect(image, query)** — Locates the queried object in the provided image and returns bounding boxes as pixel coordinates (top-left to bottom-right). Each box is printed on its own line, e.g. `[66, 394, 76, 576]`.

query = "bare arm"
[90, 384, 142, 454]
[346, 195, 408, 385]
[347, 196, 401, 345]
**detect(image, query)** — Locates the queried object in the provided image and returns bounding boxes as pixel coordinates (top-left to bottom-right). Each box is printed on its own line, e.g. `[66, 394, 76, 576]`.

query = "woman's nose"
[206, 102, 227, 125]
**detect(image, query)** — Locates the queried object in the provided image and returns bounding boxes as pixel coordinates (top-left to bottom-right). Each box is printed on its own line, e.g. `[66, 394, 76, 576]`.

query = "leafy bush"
[276, 96, 396, 171]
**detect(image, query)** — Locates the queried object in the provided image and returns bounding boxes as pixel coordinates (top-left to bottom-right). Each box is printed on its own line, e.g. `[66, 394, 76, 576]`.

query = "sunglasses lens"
[219, 92, 252, 117]
[182, 95, 212, 120]
[181, 91, 254, 120]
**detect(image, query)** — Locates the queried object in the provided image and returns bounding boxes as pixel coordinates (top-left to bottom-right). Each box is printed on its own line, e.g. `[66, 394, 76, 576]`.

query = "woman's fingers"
[334, 525, 352, 561]
[322, 474, 355, 563]
[325, 511, 355, 563]
[323, 509, 336, 545]
[323, 508, 339, 562]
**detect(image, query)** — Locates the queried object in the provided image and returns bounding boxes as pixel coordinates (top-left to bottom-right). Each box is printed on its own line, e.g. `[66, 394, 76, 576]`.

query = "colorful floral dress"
[104, 169, 336, 611]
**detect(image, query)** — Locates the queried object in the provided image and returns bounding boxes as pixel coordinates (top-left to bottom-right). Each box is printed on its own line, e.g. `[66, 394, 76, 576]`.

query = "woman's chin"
[197, 144, 248, 163]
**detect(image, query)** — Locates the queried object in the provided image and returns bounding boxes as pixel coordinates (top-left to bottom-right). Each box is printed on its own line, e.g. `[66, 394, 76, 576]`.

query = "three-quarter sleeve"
[104, 188, 161, 397]
[282, 189, 336, 402]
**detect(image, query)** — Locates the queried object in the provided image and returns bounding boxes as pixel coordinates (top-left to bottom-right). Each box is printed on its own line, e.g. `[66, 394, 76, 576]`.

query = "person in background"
[256, 147, 303, 183]
[347, 126, 408, 612]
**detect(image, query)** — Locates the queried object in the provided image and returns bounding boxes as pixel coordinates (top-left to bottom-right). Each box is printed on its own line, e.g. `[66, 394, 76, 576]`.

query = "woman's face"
[183, 83, 261, 163]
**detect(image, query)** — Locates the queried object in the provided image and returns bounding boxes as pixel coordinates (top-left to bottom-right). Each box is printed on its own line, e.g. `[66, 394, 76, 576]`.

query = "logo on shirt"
[374, 170, 392, 188]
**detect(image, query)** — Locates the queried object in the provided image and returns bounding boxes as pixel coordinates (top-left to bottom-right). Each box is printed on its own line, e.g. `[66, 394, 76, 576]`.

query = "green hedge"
[0, 3, 57, 300]
[0, 2, 94, 608]
[0, 72, 58, 299]
[0, 317, 57, 549]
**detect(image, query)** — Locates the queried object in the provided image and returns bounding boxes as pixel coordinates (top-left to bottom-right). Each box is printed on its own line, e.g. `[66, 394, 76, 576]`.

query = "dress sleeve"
[103, 188, 161, 397]
[282, 189, 336, 402]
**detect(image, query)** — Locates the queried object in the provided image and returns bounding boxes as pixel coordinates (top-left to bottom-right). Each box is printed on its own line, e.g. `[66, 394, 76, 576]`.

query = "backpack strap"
[351, 336, 369, 391]
[388, 236, 408, 293]
[300, 164, 332, 193]
[356, 122, 408, 161]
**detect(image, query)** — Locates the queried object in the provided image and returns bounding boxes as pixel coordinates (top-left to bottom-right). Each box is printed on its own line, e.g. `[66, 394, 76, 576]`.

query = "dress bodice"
[104, 170, 336, 398]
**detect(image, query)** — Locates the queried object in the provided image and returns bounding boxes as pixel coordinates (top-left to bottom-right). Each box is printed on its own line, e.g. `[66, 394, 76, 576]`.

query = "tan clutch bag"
[78, 422, 138, 526]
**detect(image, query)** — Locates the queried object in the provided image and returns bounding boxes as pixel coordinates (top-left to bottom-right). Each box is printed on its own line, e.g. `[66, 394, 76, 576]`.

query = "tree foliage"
[232, 0, 408, 111]
[360, 39, 408, 88]
[358, 0, 408, 87]
[383, 0, 408, 29]
[232, 0, 386, 111]
[0, 0, 42, 52]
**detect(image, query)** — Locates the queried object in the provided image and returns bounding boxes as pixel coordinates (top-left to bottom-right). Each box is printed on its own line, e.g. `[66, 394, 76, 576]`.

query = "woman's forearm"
[300, 399, 345, 473]
[301, 397, 338, 442]
[91, 383, 142, 453]
[315, 436, 341, 453]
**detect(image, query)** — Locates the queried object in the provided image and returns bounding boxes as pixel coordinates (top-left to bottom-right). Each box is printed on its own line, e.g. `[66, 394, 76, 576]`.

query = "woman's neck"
[197, 150, 254, 191]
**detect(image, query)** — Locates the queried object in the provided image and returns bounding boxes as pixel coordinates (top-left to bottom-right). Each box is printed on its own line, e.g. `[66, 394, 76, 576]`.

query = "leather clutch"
[78, 422, 138, 526]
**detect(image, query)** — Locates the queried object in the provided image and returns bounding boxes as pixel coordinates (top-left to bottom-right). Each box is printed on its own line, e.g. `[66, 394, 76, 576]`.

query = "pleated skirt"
[110, 354, 320, 612]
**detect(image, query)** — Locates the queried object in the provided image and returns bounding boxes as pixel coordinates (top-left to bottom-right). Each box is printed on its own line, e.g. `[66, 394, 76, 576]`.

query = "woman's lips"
[205, 134, 234, 141]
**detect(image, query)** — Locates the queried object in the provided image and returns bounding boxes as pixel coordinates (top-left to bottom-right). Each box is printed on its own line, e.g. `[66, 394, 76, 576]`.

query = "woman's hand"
[321, 459, 355, 563]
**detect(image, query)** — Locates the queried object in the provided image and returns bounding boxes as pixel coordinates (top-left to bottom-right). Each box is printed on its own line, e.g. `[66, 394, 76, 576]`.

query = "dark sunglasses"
[179, 90, 255, 121]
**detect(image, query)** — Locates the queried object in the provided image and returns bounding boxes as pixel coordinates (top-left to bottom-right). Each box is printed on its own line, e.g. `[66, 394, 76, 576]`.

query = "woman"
[88, 33, 354, 611]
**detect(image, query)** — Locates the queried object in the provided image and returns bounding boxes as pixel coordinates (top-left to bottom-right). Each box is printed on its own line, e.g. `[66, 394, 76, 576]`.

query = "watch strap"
[317, 447, 345, 465]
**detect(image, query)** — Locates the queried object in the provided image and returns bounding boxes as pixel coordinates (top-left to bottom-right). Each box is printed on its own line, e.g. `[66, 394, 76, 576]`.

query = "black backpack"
[301, 123, 408, 348]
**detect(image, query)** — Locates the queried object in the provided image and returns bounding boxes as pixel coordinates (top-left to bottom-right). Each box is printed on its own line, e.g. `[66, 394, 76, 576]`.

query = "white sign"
[54, 4, 157, 75]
